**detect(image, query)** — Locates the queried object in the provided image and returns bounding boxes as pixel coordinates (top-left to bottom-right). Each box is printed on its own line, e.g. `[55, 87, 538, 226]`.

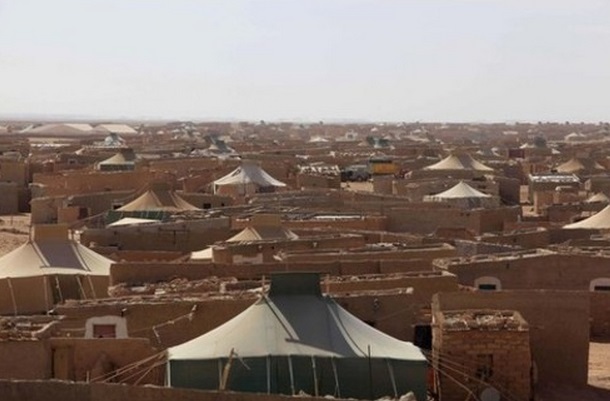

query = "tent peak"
[268, 272, 322, 298]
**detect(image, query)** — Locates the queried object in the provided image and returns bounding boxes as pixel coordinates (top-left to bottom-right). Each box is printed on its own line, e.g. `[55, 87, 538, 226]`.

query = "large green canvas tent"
[167, 273, 426, 400]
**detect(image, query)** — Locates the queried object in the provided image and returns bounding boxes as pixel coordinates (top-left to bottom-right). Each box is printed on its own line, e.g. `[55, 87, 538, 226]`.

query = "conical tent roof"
[117, 185, 200, 212]
[98, 149, 136, 166]
[168, 273, 423, 360]
[585, 192, 610, 204]
[431, 181, 491, 199]
[423, 153, 494, 171]
[564, 205, 610, 229]
[214, 161, 286, 188]
[190, 226, 299, 260]
[0, 225, 111, 278]
[556, 158, 605, 174]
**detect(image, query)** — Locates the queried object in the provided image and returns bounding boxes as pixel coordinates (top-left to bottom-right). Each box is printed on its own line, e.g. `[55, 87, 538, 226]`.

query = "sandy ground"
[0, 214, 30, 257]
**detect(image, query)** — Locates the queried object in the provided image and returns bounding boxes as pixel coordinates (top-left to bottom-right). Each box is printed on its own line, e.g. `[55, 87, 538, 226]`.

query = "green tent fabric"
[167, 273, 427, 400]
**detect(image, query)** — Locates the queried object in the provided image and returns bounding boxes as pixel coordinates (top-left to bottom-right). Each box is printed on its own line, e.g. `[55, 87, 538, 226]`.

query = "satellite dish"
[480, 387, 501, 401]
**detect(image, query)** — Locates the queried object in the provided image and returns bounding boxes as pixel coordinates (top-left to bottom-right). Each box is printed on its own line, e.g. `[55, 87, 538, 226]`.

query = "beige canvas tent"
[213, 161, 286, 196]
[556, 158, 605, 174]
[97, 148, 136, 171]
[564, 205, 610, 229]
[191, 215, 298, 260]
[423, 153, 494, 172]
[0, 225, 111, 315]
[116, 183, 200, 213]
[424, 181, 497, 209]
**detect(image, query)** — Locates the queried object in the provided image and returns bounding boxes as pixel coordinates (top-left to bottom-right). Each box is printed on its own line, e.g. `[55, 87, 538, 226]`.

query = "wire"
[420, 348, 529, 401]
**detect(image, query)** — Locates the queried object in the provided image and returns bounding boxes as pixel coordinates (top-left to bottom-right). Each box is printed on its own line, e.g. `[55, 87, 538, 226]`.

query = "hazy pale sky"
[1, 0, 609, 122]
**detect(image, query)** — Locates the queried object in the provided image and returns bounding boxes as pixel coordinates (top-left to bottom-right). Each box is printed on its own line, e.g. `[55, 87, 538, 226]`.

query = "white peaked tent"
[564, 205, 610, 229]
[423, 153, 494, 172]
[424, 181, 496, 209]
[213, 161, 286, 196]
[428, 181, 491, 200]
[0, 225, 111, 315]
[556, 158, 605, 174]
[116, 183, 200, 213]
[585, 192, 610, 204]
[167, 273, 426, 400]
[190, 225, 298, 260]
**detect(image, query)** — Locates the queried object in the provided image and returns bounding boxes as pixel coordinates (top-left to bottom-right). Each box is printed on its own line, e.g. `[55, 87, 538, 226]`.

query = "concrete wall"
[432, 291, 590, 386]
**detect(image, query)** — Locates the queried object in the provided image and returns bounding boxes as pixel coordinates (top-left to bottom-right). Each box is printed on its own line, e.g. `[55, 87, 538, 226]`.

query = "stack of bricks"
[432, 309, 532, 401]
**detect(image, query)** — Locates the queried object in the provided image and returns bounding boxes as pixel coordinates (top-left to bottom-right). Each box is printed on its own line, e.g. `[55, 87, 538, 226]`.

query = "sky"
[1, 0, 610, 122]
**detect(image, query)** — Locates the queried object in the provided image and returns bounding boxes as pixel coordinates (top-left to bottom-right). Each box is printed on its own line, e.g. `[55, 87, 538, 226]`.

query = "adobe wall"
[280, 244, 456, 264]
[0, 182, 19, 215]
[385, 206, 520, 235]
[110, 259, 450, 287]
[590, 291, 610, 338]
[435, 252, 610, 291]
[82, 218, 232, 252]
[0, 380, 340, 401]
[432, 291, 590, 386]
[178, 193, 233, 209]
[49, 338, 160, 384]
[433, 323, 531, 401]
[211, 235, 367, 264]
[452, 240, 519, 257]
[0, 341, 51, 380]
[0, 160, 29, 186]
[478, 229, 550, 249]
[32, 170, 175, 197]
[296, 173, 340, 190]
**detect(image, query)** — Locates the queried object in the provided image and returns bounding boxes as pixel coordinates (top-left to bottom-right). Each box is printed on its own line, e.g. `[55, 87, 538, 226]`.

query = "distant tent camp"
[0, 224, 111, 315]
[108, 183, 200, 223]
[20, 123, 94, 137]
[190, 216, 299, 260]
[213, 161, 286, 196]
[423, 153, 494, 172]
[166, 273, 426, 400]
[424, 181, 496, 209]
[564, 205, 610, 229]
[585, 192, 610, 204]
[556, 158, 605, 174]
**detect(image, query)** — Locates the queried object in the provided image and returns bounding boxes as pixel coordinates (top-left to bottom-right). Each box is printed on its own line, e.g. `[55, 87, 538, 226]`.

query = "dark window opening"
[413, 325, 432, 351]
[478, 284, 497, 291]
[594, 285, 610, 292]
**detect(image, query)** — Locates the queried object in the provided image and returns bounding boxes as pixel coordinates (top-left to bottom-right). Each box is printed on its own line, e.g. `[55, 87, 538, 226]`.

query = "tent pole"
[86, 275, 97, 299]
[386, 359, 398, 398]
[368, 345, 373, 400]
[55, 275, 64, 304]
[76, 275, 87, 300]
[6, 277, 18, 316]
[288, 355, 296, 396]
[43, 275, 50, 312]
[311, 356, 319, 397]
[266, 355, 271, 394]
[331, 357, 340, 398]
[217, 359, 223, 389]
